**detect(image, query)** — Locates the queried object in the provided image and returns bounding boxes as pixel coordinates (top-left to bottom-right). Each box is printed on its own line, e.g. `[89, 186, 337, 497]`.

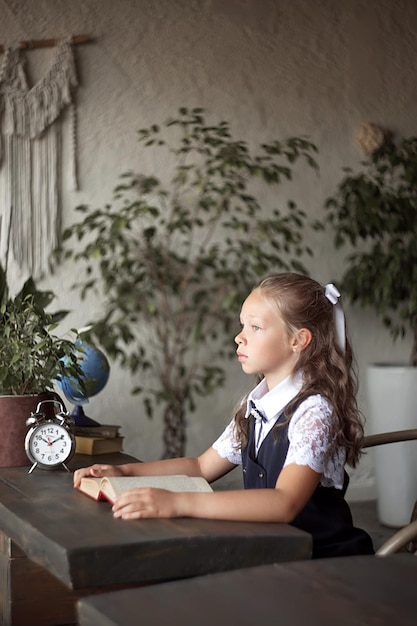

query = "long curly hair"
[233, 272, 365, 467]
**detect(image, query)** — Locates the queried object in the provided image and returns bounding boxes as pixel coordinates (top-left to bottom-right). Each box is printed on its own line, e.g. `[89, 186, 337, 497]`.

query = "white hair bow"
[324, 283, 346, 354]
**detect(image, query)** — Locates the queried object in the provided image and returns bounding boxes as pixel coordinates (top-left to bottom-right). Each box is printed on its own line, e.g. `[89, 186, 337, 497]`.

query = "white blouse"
[212, 375, 346, 490]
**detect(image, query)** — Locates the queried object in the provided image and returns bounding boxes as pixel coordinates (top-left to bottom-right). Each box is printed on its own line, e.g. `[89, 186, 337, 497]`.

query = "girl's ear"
[292, 328, 312, 352]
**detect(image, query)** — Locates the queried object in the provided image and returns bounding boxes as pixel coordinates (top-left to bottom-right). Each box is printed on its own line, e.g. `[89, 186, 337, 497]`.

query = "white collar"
[245, 372, 303, 422]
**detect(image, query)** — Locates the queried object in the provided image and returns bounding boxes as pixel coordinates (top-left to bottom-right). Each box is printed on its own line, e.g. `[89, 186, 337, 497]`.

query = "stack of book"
[73, 423, 124, 455]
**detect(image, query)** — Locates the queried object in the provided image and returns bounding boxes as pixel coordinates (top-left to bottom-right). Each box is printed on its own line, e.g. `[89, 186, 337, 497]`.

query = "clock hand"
[50, 435, 65, 445]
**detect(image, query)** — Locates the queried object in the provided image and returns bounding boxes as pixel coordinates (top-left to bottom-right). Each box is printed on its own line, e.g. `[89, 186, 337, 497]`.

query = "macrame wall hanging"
[0, 34, 91, 279]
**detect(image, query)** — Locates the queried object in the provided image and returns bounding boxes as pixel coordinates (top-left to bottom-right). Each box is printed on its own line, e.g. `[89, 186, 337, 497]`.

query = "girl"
[74, 273, 374, 558]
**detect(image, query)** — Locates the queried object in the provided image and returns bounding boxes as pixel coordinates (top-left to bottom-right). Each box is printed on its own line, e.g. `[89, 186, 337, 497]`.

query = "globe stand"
[71, 405, 100, 427]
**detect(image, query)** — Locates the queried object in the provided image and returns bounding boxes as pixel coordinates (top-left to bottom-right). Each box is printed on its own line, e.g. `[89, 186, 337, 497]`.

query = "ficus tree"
[323, 135, 417, 366]
[59, 107, 319, 458]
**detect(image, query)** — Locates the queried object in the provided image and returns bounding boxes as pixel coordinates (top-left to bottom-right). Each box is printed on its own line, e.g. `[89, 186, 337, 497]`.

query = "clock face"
[26, 422, 75, 467]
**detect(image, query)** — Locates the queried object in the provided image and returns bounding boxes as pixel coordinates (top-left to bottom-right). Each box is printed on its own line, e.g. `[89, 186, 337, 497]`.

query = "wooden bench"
[78, 553, 417, 626]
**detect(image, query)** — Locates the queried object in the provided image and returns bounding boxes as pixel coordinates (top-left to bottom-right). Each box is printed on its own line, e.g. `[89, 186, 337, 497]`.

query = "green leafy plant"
[323, 135, 417, 366]
[0, 264, 82, 395]
[59, 107, 319, 458]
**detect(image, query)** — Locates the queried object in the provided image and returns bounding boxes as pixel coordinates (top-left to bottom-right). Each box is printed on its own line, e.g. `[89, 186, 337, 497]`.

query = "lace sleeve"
[284, 395, 346, 489]
[212, 419, 242, 465]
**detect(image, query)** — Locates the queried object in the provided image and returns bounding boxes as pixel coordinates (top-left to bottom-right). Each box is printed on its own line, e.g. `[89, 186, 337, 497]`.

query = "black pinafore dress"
[241, 412, 374, 559]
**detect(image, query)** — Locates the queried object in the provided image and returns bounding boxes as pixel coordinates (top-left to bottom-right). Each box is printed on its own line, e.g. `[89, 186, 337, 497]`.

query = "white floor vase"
[366, 365, 417, 527]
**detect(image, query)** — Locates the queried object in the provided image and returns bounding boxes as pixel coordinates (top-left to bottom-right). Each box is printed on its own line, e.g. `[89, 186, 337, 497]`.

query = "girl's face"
[234, 288, 298, 390]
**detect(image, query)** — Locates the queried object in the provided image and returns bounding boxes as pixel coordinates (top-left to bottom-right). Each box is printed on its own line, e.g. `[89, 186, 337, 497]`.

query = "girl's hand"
[73, 463, 124, 488]
[112, 488, 183, 520]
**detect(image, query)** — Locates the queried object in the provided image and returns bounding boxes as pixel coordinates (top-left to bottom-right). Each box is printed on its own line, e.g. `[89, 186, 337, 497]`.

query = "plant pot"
[0, 392, 64, 467]
[366, 365, 417, 527]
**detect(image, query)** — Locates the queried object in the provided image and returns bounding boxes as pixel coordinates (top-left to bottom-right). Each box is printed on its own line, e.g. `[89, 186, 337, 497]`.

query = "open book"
[77, 474, 213, 504]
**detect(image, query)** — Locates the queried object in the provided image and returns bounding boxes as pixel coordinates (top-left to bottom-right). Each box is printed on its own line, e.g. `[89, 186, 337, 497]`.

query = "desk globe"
[57, 341, 110, 425]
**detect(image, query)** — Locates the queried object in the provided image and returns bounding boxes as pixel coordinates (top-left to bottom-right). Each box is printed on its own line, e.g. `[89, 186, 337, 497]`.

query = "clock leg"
[28, 462, 38, 474]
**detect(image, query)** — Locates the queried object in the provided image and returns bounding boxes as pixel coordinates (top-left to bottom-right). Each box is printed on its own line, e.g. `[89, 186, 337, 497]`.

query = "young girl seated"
[74, 272, 374, 558]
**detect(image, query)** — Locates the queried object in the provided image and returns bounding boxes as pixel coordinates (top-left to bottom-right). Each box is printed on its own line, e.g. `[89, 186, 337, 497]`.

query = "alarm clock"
[25, 399, 76, 473]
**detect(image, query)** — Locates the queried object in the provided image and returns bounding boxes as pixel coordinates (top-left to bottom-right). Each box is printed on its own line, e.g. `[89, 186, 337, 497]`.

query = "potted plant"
[0, 263, 82, 466]
[59, 107, 319, 459]
[323, 130, 417, 526]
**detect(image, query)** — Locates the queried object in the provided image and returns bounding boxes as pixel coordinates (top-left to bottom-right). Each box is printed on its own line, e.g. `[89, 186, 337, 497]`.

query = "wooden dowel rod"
[0, 34, 92, 54]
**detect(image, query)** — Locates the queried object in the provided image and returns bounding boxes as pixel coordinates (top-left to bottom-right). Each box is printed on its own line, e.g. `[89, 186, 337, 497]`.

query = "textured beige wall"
[1, 0, 416, 497]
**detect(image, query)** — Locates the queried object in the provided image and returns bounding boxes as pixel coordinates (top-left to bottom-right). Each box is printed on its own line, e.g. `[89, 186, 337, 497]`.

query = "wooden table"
[0, 455, 311, 626]
[78, 553, 417, 626]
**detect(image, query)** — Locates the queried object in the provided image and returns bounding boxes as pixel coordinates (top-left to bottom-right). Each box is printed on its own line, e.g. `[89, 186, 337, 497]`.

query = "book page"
[78, 477, 103, 499]
[102, 474, 213, 499]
